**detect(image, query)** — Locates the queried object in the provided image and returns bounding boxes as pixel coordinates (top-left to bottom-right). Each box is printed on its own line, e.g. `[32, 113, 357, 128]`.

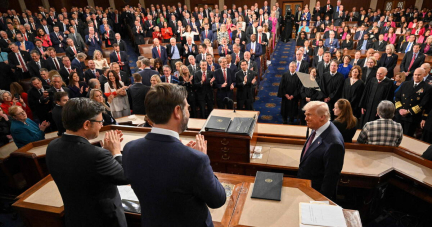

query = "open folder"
[299, 202, 347, 227]
[296, 72, 321, 90]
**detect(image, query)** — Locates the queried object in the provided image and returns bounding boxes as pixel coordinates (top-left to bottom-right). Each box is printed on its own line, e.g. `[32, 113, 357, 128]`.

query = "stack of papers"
[299, 202, 347, 227]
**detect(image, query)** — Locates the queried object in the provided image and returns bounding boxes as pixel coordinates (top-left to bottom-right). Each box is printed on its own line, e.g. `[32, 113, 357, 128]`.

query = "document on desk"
[300, 202, 347, 227]
[117, 186, 139, 202]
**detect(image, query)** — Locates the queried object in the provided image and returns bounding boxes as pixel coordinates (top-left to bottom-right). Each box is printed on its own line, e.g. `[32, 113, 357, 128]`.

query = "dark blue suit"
[152, 46, 168, 64]
[138, 68, 159, 86]
[298, 122, 345, 199]
[123, 132, 226, 227]
[85, 35, 102, 57]
[201, 30, 214, 42]
[15, 41, 35, 52]
[160, 75, 179, 84]
[214, 68, 234, 109]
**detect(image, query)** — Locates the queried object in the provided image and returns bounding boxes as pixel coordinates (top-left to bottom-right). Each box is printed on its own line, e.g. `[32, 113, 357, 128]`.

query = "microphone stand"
[223, 97, 236, 113]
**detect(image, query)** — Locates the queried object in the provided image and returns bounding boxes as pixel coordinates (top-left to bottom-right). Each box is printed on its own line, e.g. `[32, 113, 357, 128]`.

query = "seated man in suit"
[84, 60, 103, 83]
[398, 34, 416, 53]
[123, 83, 226, 226]
[324, 31, 339, 54]
[358, 100, 403, 146]
[65, 38, 82, 60]
[200, 23, 214, 42]
[160, 65, 179, 84]
[28, 50, 50, 79]
[46, 98, 129, 227]
[214, 57, 234, 109]
[356, 33, 373, 51]
[298, 101, 345, 200]
[127, 73, 150, 115]
[8, 43, 31, 81]
[85, 27, 102, 58]
[151, 38, 168, 65]
[49, 74, 72, 97]
[46, 47, 64, 71]
[373, 34, 387, 52]
[15, 33, 34, 52]
[400, 44, 426, 81]
[138, 58, 160, 86]
[110, 43, 131, 75]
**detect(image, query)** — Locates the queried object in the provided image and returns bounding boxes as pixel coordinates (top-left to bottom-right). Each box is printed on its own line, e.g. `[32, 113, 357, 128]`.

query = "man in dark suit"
[84, 60, 103, 83]
[28, 50, 50, 79]
[166, 38, 184, 70]
[85, 27, 102, 58]
[48, 74, 72, 98]
[151, 39, 168, 65]
[50, 26, 67, 53]
[398, 35, 416, 53]
[27, 77, 52, 123]
[144, 15, 155, 37]
[128, 73, 150, 115]
[46, 47, 64, 71]
[110, 43, 130, 75]
[58, 56, 75, 84]
[294, 50, 309, 73]
[319, 60, 345, 119]
[182, 37, 198, 65]
[356, 33, 373, 51]
[373, 34, 387, 51]
[8, 43, 31, 80]
[187, 55, 199, 75]
[214, 57, 234, 109]
[200, 23, 214, 42]
[400, 44, 426, 81]
[46, 98, 129, 227]
[231, 44, 244, 65]
[194, 61, 215, 118]
[138, 58, 160, 86]
[111, 62, 130, 86]
[298, 101, 345, 200]
[102, 25, 115, 47]
[231, 23, 247, 45]
[160, 65, 179, 84]
[316, 52, 331, 77]
[123, 83, 226, 226]
[114, 33, 127, 52]
[236, 60, 257, 110]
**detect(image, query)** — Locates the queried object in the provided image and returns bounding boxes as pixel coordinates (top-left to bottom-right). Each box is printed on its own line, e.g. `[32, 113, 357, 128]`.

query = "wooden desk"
[12, 173, 361, 227]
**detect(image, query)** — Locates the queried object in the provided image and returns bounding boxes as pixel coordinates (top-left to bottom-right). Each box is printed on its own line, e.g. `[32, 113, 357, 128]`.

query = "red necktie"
[167, 76, 170, 83]
[67, 68, 71, 73]
[40, 47, 44, 55]
[73, 47, 77, 55]
[202, 71, 206, 82]
[206, 31, 208, 38]
[115, 15, 118, 23]
[107, 31, 111, 45]
[117, 52, 121, 62]
[259, 35, 261, 44]
[157, 47, 161, 57]
[302, 131, 316, 159]
[224, 46, 227, 55]
[54, 58, 60, 70]
[17, 53, 28, 72]
[223, 69, 227, 82]
[24, 34, 28, 41]
[408, 53, 417, 71]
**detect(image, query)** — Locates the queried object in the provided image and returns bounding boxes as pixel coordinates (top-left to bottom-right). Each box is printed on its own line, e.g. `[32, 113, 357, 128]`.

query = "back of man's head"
[377, 100, 395, 119]
[145, 83, 187, 125]
[62, 97, 105, 132]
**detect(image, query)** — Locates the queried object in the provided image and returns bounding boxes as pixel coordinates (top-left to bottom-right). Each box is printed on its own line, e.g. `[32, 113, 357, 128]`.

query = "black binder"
[251, 171, 284, 201]
[227, 117, 255, 136]
[205, 116, 232, 132]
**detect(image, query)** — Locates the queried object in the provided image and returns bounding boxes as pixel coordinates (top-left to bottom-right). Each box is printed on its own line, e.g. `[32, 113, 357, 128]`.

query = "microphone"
[223, 97, 236, 113]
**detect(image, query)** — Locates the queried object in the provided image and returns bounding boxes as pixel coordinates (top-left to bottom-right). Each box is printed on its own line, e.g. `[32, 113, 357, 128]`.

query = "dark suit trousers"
[237, 98, 253, 110]
[398, 118, 419, 137]
[216, 90, 233, 109]
[197, 94, 213, 119]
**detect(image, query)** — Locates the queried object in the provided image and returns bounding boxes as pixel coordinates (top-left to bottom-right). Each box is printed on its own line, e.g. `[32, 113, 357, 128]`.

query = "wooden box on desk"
[200, 109, 259, 164]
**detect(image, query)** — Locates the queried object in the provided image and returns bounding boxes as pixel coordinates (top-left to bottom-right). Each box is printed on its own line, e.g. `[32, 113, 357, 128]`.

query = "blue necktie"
[406, 43, 412, 53]
[362, 40, 367, 50]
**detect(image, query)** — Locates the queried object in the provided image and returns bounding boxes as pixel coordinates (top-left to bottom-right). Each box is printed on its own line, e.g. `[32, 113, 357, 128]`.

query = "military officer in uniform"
[395, 68, 432, 137]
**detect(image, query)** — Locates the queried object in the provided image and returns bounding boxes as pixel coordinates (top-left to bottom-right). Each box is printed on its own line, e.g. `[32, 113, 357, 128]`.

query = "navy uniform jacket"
[395, 80, 431, 123]
[123, 132, 226, 226]
[298, 122, 345, 199]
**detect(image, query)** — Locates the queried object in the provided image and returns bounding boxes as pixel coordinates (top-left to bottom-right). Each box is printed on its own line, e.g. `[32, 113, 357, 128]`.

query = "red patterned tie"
[157, 47, 161, 58]
[302, 131, 316, 159]
[223, 69, 227, 82]
[107, 31, 111, 45]
[17, 53, 28, 72]
[202, 71, 206, 82]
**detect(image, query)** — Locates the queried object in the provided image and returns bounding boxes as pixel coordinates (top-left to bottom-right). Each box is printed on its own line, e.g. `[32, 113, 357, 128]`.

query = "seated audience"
[9, 105, 50, 148]
[0, 90, 28, 115]
[357, 100, 403, 146]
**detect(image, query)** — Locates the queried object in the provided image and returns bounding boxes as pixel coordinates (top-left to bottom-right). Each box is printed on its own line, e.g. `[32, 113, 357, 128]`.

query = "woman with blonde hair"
[178, 65, 197, 118]
[333, 98, 358, 142]
[93, 50, 109, 69]
[342, 65, 364, 119]
[204, 38, 214, 56]
[150, 74, 162, 87]
[89, 89, 117, 126]
[217, 24, 229, 45]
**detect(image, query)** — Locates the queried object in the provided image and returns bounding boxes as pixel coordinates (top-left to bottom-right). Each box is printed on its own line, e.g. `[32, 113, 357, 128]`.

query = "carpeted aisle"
[254, 40, 296, 124]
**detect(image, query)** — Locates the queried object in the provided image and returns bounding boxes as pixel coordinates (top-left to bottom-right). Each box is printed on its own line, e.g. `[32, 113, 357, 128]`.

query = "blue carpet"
[254, 40, 296, 124]
[124, 39, 138, 73]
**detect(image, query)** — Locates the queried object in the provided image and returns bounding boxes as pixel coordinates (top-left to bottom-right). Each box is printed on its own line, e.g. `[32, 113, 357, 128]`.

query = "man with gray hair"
[298, 101, 345, 200]
[421, 63, 432, 85]
[324, 31, 339, 54]
[360, 67, 395, 126]
[395, 67, 431, 137]
[358, 100, 403, 146]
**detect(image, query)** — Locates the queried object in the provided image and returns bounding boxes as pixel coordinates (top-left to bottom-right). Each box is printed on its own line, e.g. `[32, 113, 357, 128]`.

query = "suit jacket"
[46, 56, 64, 71]
[0, 38, 11, 52]
[324, 38, 340, 52]
[65, 46, 81, 59]
[152, 46, 168, 64]
[68, 33, 86, 51]
[373, 40, 387, 51]
[245, 42, 263, 60]
[27, 86, 52, 121]
[316, 61, 330, 77]
[84, 68, 103, 83]
[298, 122, 345, 199]
[400, 52, 426, 77]
[231, 30, 247, 44]
[46, 134, 128, 227]
[115, 39, 127, 52]
[85, 35, 102, 57]
[182, 44, 199, 60]
[127, 83, 150, 115]
[49, 32, 67, 53]
[214, 68, 234, 97]
[231, 52, 244, 65]
[235, 70, 256, 100]
[194, 70, 214, 100]
[15, 41, 35, 52]
[123, 133, 226, 227]
[8, 51, 31, 72]
[28, 59, 50, 78]
[166, 43, 184, 59]
[160, 75, 179, 84]
[109, 51, 130, 73]
[378, 53, 398, 78]
[356, 39, 374, 50]
[138, 68, 160, 86]
[103, 30, 115, 47]
[399, 42, 414, 53]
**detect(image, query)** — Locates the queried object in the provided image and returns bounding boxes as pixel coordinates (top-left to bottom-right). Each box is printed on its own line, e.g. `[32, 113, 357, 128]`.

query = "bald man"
[395, 68, 432, 136]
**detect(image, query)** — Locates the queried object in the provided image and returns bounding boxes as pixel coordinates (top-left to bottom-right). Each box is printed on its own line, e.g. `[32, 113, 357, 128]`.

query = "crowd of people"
[0, 1, 431, 150]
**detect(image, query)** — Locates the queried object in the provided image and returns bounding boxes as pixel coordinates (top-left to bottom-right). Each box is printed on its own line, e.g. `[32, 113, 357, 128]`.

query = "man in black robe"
[359, 67, 395, 127]
[278, 61, 302, 124]
[319, 60, 345, 119]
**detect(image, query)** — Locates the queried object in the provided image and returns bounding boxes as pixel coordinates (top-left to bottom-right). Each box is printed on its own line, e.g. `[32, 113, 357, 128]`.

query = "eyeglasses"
[89, 119, 104, 124]
[15, 111, 26, 116]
